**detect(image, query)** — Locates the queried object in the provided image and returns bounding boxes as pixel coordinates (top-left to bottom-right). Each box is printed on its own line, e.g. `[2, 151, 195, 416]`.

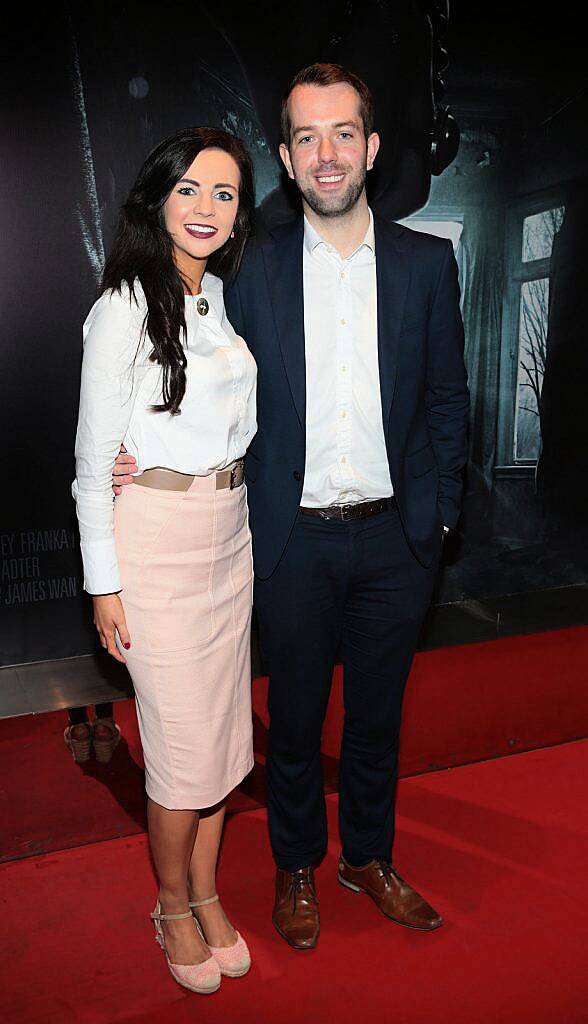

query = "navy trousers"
[254, 506, 441, 872]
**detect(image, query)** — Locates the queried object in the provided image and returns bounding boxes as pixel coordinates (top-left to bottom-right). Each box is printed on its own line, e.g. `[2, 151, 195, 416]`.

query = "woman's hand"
[92, 594, 131, 663]
[112, 444, 138, 496]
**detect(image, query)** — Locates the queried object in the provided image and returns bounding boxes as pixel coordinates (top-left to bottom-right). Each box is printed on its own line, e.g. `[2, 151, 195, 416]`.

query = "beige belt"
[133, 461, 245, 492]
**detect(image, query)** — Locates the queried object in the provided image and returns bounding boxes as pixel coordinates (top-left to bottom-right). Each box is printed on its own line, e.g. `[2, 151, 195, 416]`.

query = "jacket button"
[293, 471, 301, 481]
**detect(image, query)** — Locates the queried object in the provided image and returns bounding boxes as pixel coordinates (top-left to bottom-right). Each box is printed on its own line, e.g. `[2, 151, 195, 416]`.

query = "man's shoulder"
[372, 216, 450, 280]
[233, 224, 268, 277]
[374, 215, 450, 258]
[247, 215, 302, 250]
[236, 216, 303, 280]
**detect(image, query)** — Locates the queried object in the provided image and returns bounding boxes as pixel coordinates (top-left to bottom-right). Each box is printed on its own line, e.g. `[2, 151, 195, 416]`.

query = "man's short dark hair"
[280, 62, 375, 146]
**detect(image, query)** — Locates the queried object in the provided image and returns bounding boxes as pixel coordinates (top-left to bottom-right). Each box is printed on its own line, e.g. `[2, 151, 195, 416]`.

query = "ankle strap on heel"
[150, 908, 193, 922]
[189, 894, 219, 909]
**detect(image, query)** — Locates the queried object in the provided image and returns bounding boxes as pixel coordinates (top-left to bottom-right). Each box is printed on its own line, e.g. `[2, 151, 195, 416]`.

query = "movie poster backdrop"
[1, 2, 586, 665]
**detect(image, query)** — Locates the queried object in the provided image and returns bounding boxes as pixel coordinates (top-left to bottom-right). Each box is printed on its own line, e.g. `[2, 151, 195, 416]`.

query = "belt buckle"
[339, 503, 351, 521]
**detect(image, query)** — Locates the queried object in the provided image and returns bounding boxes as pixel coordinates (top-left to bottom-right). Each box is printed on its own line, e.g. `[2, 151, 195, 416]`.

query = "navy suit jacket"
[225, 214, 469, 580]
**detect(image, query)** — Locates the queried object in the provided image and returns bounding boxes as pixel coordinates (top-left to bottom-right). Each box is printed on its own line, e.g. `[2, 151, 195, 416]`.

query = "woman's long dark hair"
[102, 127, 255, 414]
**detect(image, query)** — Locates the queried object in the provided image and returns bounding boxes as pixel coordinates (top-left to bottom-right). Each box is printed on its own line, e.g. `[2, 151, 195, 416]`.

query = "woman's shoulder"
[85, 280, 147, 323]
[92, 280, 146, 311]
[82, 281, 148, 364]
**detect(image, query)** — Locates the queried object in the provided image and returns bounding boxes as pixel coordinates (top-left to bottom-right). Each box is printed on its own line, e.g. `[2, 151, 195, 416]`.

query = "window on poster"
[498, 196, 565, 469]
[514, 206, 564, 462]
[521, 208, 564, 263]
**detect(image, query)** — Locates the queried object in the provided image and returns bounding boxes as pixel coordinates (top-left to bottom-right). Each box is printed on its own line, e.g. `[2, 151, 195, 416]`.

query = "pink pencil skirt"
[114, 474, 254, 810]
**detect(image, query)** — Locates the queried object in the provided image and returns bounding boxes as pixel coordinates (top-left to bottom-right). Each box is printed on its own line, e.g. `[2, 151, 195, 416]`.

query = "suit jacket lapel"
[374, 215, 412, 422]
[261, 218, 305, 429]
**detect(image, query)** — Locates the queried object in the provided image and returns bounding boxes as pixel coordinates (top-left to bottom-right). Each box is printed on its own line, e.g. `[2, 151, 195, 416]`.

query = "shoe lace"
[289, 869, 317, 913]
[375, 860, 402, 886]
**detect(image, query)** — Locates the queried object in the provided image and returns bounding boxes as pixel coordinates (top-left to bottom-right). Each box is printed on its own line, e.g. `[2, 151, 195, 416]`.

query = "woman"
[73, 127, 257, 995]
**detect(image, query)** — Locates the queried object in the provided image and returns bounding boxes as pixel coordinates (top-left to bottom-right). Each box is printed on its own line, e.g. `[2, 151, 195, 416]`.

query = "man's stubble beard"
[296, 164, 367, 218]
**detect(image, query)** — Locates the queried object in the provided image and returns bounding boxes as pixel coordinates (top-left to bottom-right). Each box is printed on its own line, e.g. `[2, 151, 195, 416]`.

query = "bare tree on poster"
[517, 208, 564, 457]
[519, 277, 548, 416]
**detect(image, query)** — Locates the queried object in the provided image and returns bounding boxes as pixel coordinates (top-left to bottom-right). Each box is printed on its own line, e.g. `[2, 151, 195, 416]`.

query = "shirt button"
[293, 470, 301, 481]
[341, 411, 347, 419]
[341, 366, 347, 373]
[340, 318, 346, 325]
[341, 456, 347, 464]
[341, 271, 346, 279]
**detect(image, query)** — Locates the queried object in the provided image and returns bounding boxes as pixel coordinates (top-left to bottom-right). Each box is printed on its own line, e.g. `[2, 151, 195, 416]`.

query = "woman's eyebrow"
[177, 178, 237, 189]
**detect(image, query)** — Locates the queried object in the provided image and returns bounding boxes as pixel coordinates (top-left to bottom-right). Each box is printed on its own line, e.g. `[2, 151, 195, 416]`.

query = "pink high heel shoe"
[150, 901, 221, 994]
[190, 895, 251, 978]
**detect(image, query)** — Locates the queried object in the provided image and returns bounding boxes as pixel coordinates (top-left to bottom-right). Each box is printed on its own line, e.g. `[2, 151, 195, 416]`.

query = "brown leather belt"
[134, 461, 244, 492]
[300, 497, 397, 521]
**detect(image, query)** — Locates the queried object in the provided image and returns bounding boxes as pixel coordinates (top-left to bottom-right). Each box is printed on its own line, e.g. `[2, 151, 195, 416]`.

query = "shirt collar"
[303, 207, 375, 259]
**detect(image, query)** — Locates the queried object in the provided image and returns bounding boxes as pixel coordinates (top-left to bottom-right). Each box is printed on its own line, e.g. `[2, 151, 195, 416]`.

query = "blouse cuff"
[80, 538, 122, 596]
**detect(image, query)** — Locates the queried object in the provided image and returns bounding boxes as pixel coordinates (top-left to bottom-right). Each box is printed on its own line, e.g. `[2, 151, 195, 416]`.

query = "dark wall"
[1, 2, 586, 665]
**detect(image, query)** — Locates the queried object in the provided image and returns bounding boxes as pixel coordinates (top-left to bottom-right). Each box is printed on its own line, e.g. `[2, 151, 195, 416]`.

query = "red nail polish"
[123, 642, 131, 650]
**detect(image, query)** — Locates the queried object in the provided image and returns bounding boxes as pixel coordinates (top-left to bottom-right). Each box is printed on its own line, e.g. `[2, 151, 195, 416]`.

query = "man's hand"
[93, 593, 131, 663]
[112, 445, 138, 496]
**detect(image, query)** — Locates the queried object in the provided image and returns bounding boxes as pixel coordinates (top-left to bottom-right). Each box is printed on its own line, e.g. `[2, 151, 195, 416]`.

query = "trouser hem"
[340, 850, 391, 869]
[273, 852, 325, 873]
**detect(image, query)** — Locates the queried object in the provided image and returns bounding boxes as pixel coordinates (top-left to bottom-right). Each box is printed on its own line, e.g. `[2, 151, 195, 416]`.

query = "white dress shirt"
[73, 272, 257, 595]
[301, 208, 393, 507]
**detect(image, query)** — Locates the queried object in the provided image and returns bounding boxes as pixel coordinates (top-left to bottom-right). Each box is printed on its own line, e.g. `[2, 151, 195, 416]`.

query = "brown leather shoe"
[272, 867, 320, 949]
[338, 855, 442, 931]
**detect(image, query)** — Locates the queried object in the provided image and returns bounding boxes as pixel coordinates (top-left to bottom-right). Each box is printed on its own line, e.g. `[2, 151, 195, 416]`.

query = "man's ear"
[366, 132, 380, 172]
[279, 142, 295, 180]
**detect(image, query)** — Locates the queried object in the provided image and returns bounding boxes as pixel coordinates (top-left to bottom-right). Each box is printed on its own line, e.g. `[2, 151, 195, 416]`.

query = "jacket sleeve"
[425, 240, 470, 529]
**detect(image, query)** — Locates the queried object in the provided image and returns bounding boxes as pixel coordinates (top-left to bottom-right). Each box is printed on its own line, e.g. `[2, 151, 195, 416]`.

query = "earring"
[230, 230, 235, 239]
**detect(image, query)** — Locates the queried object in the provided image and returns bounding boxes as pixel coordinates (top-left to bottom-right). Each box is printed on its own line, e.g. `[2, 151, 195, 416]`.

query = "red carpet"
[1, 625, 587, 863]
[1, 740, 588, 1024]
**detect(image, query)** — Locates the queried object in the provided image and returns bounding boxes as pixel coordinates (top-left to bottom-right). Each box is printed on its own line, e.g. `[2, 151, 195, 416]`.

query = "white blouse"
[72, 272, 257, 595]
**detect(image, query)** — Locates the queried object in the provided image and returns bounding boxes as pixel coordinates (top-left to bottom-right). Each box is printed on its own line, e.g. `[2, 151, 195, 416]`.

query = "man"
[116, 63, 469, 950]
